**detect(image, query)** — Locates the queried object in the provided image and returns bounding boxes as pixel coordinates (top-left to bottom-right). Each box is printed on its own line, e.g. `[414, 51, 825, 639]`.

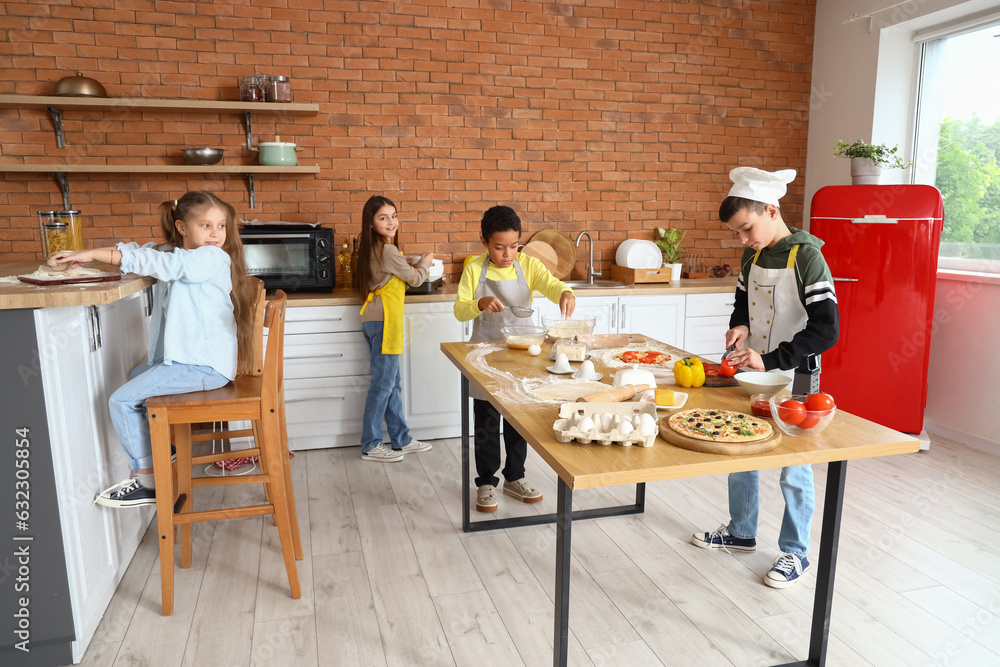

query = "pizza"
[615, 349, 672, 366]
[667, 408, 773, 443]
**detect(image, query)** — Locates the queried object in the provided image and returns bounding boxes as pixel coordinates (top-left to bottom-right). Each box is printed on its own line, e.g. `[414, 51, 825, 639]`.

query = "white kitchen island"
[0, 262, 154, 666]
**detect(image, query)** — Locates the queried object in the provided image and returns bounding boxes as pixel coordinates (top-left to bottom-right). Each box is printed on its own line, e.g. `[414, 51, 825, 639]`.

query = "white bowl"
[612, 365, 657, 388]
[733, 371, 792, 396]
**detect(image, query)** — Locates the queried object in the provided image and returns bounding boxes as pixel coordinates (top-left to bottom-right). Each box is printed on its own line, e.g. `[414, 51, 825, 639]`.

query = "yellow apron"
[360, 275, 406, 355]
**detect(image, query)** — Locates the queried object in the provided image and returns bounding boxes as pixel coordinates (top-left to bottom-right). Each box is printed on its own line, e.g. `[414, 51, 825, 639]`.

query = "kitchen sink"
[563, 280, 630, 289]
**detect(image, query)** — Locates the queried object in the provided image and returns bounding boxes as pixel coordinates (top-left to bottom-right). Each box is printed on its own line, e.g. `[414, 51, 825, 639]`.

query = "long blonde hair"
[158, 191, 257, 376]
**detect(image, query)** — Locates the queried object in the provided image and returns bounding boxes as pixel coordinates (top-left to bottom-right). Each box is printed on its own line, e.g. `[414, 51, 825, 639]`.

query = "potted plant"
[654, 227, 687, 281]
[833, 138, 911, 185]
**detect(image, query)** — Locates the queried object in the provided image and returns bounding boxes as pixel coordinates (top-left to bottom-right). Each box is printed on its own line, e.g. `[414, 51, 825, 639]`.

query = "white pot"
[850, 157, 882, 185]
[669, 262, 682, 281]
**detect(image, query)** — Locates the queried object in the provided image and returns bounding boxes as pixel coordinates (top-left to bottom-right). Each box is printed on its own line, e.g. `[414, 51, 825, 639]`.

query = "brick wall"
[0, 0, 816, 281]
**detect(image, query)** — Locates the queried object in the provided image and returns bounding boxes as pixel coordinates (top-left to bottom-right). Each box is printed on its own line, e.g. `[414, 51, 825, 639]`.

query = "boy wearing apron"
[454, 206, 576, 512]
[691, 167, 839, 588]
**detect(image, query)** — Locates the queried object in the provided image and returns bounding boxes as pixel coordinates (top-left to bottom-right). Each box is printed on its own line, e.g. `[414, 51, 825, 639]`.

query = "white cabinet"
[400, 301, 468, 439]
[35, 290, 153, 663]
[282, 305, 370, 450]
[534, 293, 684, 345]
[683, 291, 736, 362]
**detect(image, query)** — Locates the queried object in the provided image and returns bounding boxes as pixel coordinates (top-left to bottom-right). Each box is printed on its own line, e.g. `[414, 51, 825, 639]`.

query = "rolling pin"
[577, 384, 651, 403]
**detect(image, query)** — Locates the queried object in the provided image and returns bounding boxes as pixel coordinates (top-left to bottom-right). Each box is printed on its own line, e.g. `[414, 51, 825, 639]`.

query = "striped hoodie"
[729, 226, 839, 372]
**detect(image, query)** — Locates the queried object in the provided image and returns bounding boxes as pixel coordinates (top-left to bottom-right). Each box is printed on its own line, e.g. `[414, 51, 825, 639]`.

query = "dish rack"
[553, 401, 659, 447]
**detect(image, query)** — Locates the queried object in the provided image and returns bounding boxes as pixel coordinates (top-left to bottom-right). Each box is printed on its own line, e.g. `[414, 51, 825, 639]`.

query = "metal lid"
[37, 210, 58, 218]
[56, 210, 81, 215]
[268, 75, 289, 82]
[43, 221, 69, 228]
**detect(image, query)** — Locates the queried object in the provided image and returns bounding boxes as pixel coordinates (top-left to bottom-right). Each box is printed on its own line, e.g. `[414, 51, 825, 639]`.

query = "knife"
[721, 343, 737, 361]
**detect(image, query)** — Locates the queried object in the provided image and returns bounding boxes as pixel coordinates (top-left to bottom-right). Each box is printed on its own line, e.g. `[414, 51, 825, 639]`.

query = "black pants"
[473, 399, 527, 488]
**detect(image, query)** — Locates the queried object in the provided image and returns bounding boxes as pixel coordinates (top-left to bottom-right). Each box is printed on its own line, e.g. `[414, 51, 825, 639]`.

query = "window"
[913, 19, 1000, 273]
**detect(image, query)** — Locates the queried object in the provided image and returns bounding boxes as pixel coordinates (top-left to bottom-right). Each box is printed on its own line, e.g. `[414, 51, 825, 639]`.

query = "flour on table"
[0, 275, 21, 284]
[22, 265, 106, 278]
[522, 379, 610, 402]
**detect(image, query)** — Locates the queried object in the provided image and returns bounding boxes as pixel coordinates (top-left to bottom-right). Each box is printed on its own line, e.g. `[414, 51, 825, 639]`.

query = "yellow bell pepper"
[673, 357, 706, 388]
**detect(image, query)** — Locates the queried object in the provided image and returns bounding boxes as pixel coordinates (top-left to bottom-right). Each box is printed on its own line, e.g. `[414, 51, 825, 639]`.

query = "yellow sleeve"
[454, 255, 486, 322]
[520, 253, 573, 304]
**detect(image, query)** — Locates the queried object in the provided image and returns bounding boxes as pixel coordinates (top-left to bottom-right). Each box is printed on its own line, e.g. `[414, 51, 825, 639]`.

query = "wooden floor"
[74, 433, 1000, 667]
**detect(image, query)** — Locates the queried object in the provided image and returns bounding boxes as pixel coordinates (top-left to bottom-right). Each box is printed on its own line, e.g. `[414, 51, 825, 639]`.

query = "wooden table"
[440, 340, 920, 667]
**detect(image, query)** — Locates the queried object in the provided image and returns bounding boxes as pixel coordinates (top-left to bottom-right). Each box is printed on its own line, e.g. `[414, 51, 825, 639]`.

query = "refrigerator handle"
[833, 277, 859, 282]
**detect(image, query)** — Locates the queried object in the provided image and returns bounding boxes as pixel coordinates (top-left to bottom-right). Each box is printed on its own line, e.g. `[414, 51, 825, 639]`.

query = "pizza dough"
[667, 408, 772, 443]
[524, 379, 610, 402]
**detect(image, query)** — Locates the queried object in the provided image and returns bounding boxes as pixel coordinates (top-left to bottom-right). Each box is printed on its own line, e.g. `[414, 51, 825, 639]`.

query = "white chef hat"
[727, 167, 797, 207]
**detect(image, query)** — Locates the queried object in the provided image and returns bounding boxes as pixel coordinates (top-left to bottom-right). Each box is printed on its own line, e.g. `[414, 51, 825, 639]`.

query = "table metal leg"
[554, 478, 572, 667]
[775, 459, 847, 667]
[461, 375, 471, 533]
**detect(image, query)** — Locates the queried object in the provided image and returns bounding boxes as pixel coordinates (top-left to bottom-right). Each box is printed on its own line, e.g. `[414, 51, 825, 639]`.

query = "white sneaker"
[395, 439, 432, 454]
[361, 443, 404, 463]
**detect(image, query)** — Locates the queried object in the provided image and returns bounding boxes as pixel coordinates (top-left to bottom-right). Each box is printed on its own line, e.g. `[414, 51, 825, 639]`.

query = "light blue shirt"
[118, 242, 238, 380]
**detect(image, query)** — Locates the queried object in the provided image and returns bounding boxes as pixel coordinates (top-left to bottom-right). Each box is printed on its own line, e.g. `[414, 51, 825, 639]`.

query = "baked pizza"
[667, 409, 772, 443]
[614, 349, 672, 366]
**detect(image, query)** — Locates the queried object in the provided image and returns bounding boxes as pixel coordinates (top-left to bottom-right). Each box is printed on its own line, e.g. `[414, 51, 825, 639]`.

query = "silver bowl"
[181, 148, 224, 165]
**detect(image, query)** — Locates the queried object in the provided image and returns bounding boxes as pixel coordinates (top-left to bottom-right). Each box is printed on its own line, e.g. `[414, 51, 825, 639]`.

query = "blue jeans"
[108, 361, 230, 470]
[361, 321, 412, 453]
[727, 465, 814, 557]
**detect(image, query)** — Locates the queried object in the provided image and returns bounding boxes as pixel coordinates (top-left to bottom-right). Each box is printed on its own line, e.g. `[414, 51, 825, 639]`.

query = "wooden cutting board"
[18, 273, 121, 285]
[658, 415, 781, 455]
[703, 374, 739, 387]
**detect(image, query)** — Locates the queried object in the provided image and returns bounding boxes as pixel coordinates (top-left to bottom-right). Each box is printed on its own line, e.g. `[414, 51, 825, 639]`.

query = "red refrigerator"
[809, 185, 944, 435]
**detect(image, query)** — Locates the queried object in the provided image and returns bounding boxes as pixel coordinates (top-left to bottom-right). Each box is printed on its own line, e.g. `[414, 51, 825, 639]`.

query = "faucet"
[575, 231, 601, 285]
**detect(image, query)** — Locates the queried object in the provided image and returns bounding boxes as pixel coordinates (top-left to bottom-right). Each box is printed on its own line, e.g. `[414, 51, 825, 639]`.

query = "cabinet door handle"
[610, 305, 616, 330]
[290, 317, 344, 323]
[285, 396, 346, 404]
[88, 305, 103, 351]
[620, 303, 626, 328]
[144, 286, 154, 317]
[288, 352, 344, 359]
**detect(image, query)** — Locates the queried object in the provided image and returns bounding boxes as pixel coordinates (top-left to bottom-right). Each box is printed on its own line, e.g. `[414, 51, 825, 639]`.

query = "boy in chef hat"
[691, 166, 839, 588]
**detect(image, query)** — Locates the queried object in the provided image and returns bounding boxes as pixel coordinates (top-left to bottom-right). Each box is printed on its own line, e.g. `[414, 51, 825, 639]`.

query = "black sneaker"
[691, 524, 757, 552]
[94, 478, 156, 508]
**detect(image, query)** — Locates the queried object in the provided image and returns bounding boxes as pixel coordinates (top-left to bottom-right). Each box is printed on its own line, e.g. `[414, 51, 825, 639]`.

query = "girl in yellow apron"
[355, 195, 435, 462]
[691, 167, 839, 589]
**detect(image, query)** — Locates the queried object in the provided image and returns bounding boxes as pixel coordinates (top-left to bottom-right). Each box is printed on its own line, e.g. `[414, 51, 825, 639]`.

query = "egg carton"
[553, 401, 659, 447]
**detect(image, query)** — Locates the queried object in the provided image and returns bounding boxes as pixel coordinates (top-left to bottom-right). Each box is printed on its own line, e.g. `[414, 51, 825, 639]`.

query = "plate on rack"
[654, 391, 688, 411]
[615, 240, 663, 269]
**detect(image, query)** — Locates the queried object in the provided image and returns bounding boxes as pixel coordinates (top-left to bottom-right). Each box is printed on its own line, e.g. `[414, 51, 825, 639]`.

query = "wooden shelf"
[0, 164, 320, 174]
[0, 94, 320, 115]
[0, 94, 322, 208]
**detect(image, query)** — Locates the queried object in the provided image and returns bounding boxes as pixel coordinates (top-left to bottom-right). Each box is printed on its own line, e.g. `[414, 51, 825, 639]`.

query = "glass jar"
[239, 75, 264, 102]
[38, 210, 57, 251]
[56, 209, 84, 250]
[42, 221, 72, 258]
[265, 75, 292, 103]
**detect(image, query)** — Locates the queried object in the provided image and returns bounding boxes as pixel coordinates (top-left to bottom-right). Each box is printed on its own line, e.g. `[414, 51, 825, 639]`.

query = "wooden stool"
[147, 290, 299, 615]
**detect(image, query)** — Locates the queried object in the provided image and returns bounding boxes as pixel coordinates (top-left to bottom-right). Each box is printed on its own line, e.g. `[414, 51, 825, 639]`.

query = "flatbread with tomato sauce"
[667, 408, 772, 443]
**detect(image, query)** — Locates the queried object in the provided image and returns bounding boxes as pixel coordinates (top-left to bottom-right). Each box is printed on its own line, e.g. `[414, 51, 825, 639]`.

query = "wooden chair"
[147, 290, 299, 616]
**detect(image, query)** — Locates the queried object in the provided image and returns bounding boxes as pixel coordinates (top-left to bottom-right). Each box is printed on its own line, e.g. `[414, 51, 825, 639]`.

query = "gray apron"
[469, 255, 531, 399]
[745, 245, 807, 378]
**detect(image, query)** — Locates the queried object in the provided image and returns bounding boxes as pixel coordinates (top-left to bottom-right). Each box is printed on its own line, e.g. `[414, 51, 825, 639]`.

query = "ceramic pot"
[850, 157, 882, 185]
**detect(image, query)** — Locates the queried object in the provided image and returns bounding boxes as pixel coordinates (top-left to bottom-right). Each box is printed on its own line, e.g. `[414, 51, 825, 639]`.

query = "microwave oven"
[239, 225, 335, 291]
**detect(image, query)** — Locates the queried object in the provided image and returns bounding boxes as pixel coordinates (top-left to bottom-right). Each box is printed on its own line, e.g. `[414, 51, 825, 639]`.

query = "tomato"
[798, 413, 821, 429]
[703, 364, 720, 377]
[805, 392, 836, 412]
[778, 399, 806, 426]
[720, 358, 738, 377]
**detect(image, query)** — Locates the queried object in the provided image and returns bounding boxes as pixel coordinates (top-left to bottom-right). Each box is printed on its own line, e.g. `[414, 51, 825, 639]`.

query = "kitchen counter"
[286, 277, 738, 307]
[0, 260, 154, 310]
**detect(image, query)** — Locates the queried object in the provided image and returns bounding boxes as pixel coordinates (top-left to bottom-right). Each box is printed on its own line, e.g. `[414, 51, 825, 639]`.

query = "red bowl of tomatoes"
[768, 393, 837, 437]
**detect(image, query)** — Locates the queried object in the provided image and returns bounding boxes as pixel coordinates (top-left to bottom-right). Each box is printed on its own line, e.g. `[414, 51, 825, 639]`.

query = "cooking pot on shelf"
[53, 72, 108, 97]
[251, 139, 301, 166]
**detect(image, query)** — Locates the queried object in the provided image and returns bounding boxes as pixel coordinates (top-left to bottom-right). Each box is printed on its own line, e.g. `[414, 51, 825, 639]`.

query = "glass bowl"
[541, 314, 596, 340]
[500, 325, 547, 349]
[768, 393, 837, 437]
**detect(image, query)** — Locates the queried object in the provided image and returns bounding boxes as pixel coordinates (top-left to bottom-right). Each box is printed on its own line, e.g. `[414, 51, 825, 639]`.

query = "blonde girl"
[49, 191, 256, 507]
[355, 195, 434, 462]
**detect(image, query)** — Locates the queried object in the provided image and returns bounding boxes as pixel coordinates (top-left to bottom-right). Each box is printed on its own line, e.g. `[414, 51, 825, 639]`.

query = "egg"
[599, 412, 614, 431]
[638, 421, 657, 437]
[638, 412, 656, 428]
[617, 420, 634, 435]
[577, 416, 595, 432]
[528, 343, 542, 356]
[580, 359, 595, 374]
